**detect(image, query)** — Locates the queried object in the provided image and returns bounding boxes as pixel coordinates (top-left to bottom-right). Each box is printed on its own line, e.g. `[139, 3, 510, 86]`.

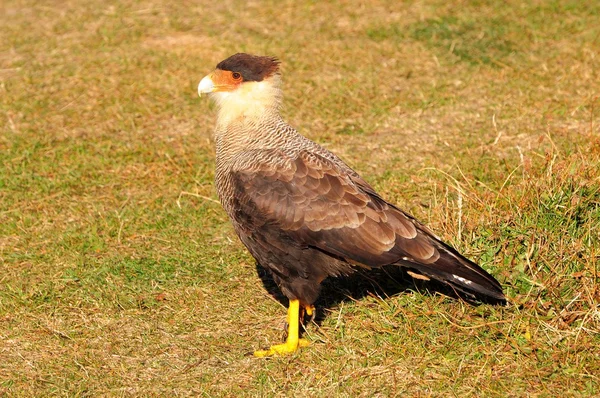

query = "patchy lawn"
[1, 0, 599, 395]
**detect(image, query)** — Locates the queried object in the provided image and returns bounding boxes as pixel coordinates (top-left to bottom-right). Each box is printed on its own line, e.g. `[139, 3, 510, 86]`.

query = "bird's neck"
[214, 114, 293, 167]
[211, 75, 293, 166]
[212, 75, 283, 128]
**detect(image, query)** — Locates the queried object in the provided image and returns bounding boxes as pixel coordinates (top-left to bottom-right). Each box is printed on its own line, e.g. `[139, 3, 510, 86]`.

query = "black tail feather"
[400, 241, 505, 303]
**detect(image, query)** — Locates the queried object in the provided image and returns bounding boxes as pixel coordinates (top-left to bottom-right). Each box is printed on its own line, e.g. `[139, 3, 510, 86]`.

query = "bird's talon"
[254, 338, 310, 357]
[303, 305, 316, 323]
[304, 305, 315, 317]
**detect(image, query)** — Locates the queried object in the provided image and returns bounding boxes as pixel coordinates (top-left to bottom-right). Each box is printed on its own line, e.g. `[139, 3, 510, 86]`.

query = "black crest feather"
[216, 53, 280, 82]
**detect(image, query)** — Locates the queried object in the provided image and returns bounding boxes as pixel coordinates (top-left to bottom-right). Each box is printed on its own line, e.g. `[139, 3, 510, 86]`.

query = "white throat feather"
[211, 74, 283, 128]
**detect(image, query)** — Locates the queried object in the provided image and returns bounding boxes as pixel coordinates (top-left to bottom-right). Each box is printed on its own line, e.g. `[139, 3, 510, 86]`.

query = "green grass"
[1, 0, 599, 396]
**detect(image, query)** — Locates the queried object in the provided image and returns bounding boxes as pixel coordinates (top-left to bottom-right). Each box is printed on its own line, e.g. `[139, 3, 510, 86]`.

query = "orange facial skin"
[207, 69, 244, 92]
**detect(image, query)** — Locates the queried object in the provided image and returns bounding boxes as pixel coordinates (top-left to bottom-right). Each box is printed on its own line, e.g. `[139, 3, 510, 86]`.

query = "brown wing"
[232, 150, 432, 265]
[232, 150, 504, 300]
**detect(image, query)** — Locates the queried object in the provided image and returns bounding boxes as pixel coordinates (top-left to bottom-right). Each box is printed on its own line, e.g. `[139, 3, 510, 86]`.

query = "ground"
[1, 0, 599, 396]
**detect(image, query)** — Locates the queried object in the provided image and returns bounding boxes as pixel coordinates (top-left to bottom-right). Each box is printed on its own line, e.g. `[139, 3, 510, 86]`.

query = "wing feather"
[231, 149, 504, 300]
[233, 150, 431, 265]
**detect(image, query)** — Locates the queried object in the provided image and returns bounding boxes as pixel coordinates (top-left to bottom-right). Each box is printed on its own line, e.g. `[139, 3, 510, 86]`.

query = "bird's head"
[198, 53, 280, 96]
[198, 53, 283, 123]
[198, 53, 283, 121]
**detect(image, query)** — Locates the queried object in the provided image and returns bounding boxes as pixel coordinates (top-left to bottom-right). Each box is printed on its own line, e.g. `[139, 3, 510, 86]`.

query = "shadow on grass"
[255, 262, 505, 328]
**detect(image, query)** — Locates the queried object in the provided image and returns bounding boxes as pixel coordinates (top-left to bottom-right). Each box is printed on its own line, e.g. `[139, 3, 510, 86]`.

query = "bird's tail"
[401, 240, 506, 303]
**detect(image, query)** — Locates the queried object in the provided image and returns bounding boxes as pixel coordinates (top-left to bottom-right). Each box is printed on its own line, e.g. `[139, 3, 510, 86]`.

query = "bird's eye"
[232, 72, 242, 80]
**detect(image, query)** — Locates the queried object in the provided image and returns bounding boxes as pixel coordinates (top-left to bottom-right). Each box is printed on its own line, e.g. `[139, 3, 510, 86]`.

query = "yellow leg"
[254, 299, 310, 357]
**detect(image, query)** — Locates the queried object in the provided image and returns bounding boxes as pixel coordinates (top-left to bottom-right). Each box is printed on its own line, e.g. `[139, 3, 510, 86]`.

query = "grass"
[1, 0, 599, 395]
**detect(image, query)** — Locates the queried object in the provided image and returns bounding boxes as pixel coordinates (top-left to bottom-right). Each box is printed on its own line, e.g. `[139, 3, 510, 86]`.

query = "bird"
[197, 53, 505, 357]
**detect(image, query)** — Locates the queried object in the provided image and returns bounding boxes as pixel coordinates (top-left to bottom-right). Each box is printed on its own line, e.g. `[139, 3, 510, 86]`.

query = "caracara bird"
[198, 53, 505, 357]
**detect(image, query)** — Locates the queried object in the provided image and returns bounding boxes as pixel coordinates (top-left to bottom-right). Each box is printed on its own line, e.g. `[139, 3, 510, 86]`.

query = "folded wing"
[232, 150, 505, 301]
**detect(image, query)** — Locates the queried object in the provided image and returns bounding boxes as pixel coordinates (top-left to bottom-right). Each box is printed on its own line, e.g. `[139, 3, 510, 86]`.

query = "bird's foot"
[254, 338, 310, 357]
[255, 299, 311, 357]
[303, 304, 315, 317]
[302, 304, 316, 323]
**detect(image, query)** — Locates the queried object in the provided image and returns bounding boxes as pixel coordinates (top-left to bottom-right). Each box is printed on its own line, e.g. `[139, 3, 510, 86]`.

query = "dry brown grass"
[1, 0, 599, 396]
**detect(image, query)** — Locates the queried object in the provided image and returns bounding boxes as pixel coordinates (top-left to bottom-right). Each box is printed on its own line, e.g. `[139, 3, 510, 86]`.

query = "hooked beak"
[198, 74, 215, 96]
